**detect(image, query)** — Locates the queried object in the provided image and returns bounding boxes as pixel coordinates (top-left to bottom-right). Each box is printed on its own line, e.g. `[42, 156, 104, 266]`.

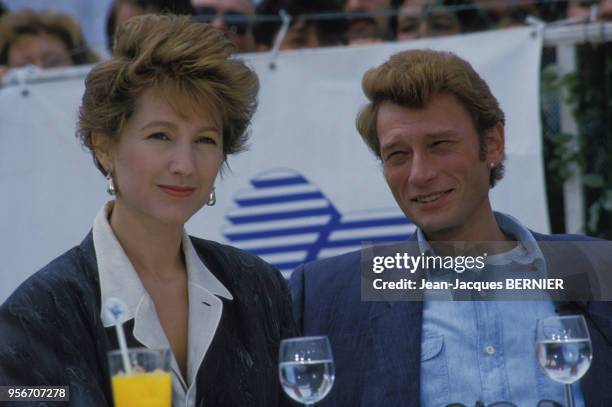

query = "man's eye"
[431, 140, 449, 147]
[147, 132, 169, 140]
[384, 151, 407, 162]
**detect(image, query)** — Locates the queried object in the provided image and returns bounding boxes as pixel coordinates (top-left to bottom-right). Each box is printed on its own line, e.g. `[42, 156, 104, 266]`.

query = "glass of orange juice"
[108, 348, 172, 407]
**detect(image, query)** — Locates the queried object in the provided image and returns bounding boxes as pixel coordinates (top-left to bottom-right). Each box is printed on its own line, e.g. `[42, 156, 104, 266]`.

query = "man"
[290, 50, 612, 406]
[344, 0, 401, 44]
[475, 0, 536, 27]
[396, 0, 461, 40]
[191, 0, 256, 53]
[253, 0, 346, 52]
[105, 0, 194, 51]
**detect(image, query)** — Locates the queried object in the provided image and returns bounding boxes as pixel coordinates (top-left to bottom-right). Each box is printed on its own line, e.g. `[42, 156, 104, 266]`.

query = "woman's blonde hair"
[77, 14, 259, 175]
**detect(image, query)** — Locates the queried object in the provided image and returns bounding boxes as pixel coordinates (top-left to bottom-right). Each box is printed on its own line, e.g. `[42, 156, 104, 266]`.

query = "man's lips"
[411, 189, 454, 204]
[158, 185, 196, 197]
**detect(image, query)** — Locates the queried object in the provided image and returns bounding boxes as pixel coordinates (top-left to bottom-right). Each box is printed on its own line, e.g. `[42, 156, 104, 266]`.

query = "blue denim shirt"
[419, 212, 585, 407]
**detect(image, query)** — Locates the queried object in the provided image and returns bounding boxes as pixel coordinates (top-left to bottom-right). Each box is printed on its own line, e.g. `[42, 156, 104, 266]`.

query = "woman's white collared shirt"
[93, 202, 233, 407]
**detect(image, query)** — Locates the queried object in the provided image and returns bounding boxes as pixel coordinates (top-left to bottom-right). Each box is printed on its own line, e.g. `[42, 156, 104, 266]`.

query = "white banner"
[0, 27, 546, 302]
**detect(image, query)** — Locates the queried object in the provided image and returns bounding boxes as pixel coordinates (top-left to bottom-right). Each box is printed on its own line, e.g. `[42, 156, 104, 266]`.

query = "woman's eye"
[147, 132, 169, 141]
[197, 136, 217, 145]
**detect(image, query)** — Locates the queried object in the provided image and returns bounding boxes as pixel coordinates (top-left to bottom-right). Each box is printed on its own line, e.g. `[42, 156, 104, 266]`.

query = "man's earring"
[106, 171, 116, 196]
[207, 187, 216, 206]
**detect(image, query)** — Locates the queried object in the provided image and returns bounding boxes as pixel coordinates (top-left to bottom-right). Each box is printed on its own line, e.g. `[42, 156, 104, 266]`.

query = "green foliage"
[543, 44, 612, 239]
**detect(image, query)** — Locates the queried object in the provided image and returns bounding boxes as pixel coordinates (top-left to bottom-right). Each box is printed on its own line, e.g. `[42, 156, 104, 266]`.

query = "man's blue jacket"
[289, 232, 612, 407]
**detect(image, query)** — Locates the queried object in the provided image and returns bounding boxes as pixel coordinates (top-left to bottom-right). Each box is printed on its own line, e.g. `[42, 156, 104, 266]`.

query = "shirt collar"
[415, 211, 545, 269]
[490, 211, 545, 268]
[94, 201, 232, 328]
[182, 232, 233, 300]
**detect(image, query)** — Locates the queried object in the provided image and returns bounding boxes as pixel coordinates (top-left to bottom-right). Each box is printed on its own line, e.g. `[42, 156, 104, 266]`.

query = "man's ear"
[91, 129, 114, 172]
[485, 122, 505, 165]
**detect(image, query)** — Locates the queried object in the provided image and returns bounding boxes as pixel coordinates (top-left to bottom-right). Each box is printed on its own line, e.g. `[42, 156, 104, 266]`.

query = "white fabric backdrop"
[0, 27, 547, 302]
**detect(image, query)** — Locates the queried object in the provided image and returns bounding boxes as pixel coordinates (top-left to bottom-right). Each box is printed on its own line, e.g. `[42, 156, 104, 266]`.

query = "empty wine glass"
[279, 336, 335, 407]
[536, 315, 592, 407]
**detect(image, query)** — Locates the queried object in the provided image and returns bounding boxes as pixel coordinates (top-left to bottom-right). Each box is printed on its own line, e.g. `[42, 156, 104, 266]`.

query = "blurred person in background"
[0, 14, 297, 406]
[344, 0, 403, 44]
[596, 0, 612, 20]
[475, 0, 537, 27]
[254, 0, 347, 51]
[105, 0, 194, 52]
[568, 0, 612, 21]
[396, 0, 491, 40]
[396, 0, 461, 40]
[0, 9, 98, 70]
[568, 0, 593, 19]
[191, 0, 256, 53]
[534, 0, 568, 22]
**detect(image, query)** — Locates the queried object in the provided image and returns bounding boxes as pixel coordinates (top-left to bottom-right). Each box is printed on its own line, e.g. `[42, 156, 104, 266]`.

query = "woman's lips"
[158, 185, 196, 198]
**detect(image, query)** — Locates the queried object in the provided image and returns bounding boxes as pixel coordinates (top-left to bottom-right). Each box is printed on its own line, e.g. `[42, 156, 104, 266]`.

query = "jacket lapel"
[191, 239, 271, 406]
[360, 235, 424, 407]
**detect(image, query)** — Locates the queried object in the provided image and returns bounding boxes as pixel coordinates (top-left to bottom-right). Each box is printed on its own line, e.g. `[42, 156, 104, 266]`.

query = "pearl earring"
[106, 171, 116, 196]
[207, 187, 216, 206]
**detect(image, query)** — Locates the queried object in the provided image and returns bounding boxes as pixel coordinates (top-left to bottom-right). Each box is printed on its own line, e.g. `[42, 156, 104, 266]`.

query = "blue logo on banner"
[222, 169, 415, 277]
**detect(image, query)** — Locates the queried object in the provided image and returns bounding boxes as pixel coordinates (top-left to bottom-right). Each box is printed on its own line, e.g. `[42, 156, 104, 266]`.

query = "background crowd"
[1, 0, 611, 71]
[1, 0, 611, 240]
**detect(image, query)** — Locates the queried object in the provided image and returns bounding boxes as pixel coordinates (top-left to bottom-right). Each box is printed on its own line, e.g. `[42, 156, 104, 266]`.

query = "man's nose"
[408, 152, 436, 186]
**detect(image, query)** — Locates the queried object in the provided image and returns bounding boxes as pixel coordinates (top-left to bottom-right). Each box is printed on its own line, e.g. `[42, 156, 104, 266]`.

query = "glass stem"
[564, 383, 575, 407]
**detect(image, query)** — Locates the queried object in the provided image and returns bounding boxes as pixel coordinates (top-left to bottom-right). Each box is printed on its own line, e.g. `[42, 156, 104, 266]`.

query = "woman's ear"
[91, 129, 113, 172]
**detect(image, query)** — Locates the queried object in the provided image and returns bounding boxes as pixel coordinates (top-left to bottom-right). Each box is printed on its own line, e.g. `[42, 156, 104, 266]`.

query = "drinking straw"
[102, 297, 132, 375]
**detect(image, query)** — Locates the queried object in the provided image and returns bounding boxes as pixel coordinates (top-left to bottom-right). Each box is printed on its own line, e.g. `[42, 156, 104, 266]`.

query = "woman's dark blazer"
[0, 232, 299, 406]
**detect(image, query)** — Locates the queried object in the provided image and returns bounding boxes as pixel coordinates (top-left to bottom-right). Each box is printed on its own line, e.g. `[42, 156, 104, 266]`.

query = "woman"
[0, 14, 297, 406]
[104, 0, 194, 52]
[0, 9, 98, 69]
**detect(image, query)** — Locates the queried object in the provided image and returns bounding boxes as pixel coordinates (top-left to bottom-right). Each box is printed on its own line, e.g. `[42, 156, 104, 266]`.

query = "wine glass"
[279, 336, 335, 407]
[536, 315, 592, 407]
